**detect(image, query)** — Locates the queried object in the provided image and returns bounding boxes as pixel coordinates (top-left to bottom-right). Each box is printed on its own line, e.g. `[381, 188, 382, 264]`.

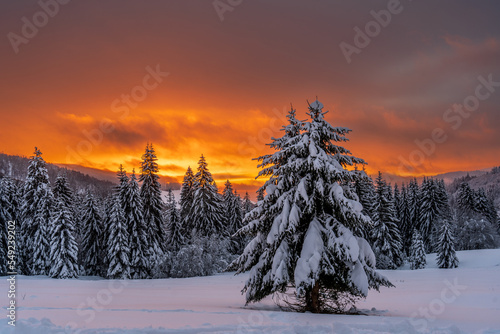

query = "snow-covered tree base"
[273, 285, 365, 314]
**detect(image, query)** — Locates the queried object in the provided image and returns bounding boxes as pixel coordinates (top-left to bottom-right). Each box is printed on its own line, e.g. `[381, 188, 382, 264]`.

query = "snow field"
[0, 248, 499, 333]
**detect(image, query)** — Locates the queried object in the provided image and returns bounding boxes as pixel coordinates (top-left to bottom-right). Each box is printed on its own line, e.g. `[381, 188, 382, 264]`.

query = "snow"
[1, 249, 500, 333]
[294, 218, 324, 292]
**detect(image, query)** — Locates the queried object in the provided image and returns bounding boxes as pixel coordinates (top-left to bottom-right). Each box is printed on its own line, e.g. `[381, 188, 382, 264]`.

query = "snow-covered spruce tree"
[49, 199, 79, 279]
[455, 214, 498, 250]
[457, 182, 476, 216]
[436, 221, 459, 269]
[0, 178, 14, 275]
[353, 171, 377, 224]
[231, 101, 392, 313]
[139, 143, 166, 262]
[408, 178, 420, 230]
[475, 188, 498, 225]
[106, 195, 130, 279]
[417, 178, 447, 249]
[188, 155, 225, 238]
[165, 188, 185, 252]
[179, 166, 195, 226]
[80, 190, 102, 276]
[31, 185, 53, 275]
[20, 147, 52, 275]
[371, 172, 403, 269]
[125, 170, 150, 279]
[394, 184, 402, 222]
[117, 164, 129, 204]
[53, 174, 74, 213]
[409, 230, 426, 270]
[223, 180, 244, 254]
[398, 184, 413, 255]
[242, 192, 254, 216]
[257, 188, 265, 202]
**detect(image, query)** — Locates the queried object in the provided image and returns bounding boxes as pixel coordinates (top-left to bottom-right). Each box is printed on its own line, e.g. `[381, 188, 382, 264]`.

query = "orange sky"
[1, 1, 499, 195]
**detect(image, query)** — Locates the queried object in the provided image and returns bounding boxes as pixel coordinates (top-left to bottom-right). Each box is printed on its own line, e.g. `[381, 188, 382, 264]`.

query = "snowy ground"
[1, 249, 499, 334]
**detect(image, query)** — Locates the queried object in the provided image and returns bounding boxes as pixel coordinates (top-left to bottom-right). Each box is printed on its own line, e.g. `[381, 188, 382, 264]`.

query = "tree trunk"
[305, 281, 320, 313]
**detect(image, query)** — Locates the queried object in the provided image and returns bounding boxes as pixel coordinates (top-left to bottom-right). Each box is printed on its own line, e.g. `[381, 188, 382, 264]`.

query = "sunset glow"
[1, 1, 499, 194]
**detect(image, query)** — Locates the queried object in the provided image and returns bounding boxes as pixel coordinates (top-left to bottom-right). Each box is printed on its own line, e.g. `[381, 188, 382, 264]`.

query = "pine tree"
[126, 171, 150, 279]
[20, 147, 52, 275]
[457, 182, 476, 216]
[223, 180, 244, 253]
[417, 178, 448, 249]
[188, 155, 225, 237]
[242, 192, 254, 215]
[394, 184, 401, 222]
[231, 101, 392, 313]
[31, 185, 53, 275]
[106, 195, 130, 279]
[476, 188, 497, 225]
[81, 190, 102, 276]
[0, 178, 14, 275]
[139, 143, 166, 262]
[49, 199, 79, 279]
[165, 188, 184, 251]
[398, 183, 413, 255]
[354, 172, 377, 223]
[256, 188, 265, 202]
[408, 178, 420, 231]
[436, 222, 459, 269]
[371, 173, 403, 269]
[179, 166, 195, 225]
[409, 230, 426, 270]
[53, 174, 74, 212]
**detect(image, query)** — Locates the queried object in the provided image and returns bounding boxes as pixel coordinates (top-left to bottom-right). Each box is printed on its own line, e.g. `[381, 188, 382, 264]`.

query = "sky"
[1, 0, 499, 194]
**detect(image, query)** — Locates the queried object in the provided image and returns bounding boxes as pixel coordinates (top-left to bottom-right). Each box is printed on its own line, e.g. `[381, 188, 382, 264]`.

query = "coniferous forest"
[0, 101, 499, 313]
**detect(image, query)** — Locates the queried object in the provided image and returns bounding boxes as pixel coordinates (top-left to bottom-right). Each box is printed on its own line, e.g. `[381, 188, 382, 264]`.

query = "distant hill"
[0, 153, 114, 198]
[57, 163, 181, 190]
[377, 168, 492, 186]
[447, 166, 500, 209]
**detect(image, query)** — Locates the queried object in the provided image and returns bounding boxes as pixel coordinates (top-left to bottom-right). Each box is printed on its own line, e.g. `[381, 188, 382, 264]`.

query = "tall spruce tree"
[31, 186, 53, 275]
[20, 147, 52, 275]
[0, 178, 14, 275]
[399, 184, 413, 255]
[126, 171, 150, 279]
[436, 221, 459, 269]
[242, 192, 254, 215]
[49, 199, 79, 279]
[457, 182, 476, 216]
[231, 101, 392, 313]
[417, 178, 446, 248]
[81, 190, 102, 276]
[140, 143, 166, 262]
[354, 172, 377, 224]
[53, 174, 74, 212]
[256, 188, 265, 202]
[106, 195, 130, 279]
[165, 188, 184, 251]
[371, 173, 403, 269]
[180, 167, 195, 226]
[223, 180, 244, 253]
[409, 230, 426, 270]
[188, 155, 225, 237]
